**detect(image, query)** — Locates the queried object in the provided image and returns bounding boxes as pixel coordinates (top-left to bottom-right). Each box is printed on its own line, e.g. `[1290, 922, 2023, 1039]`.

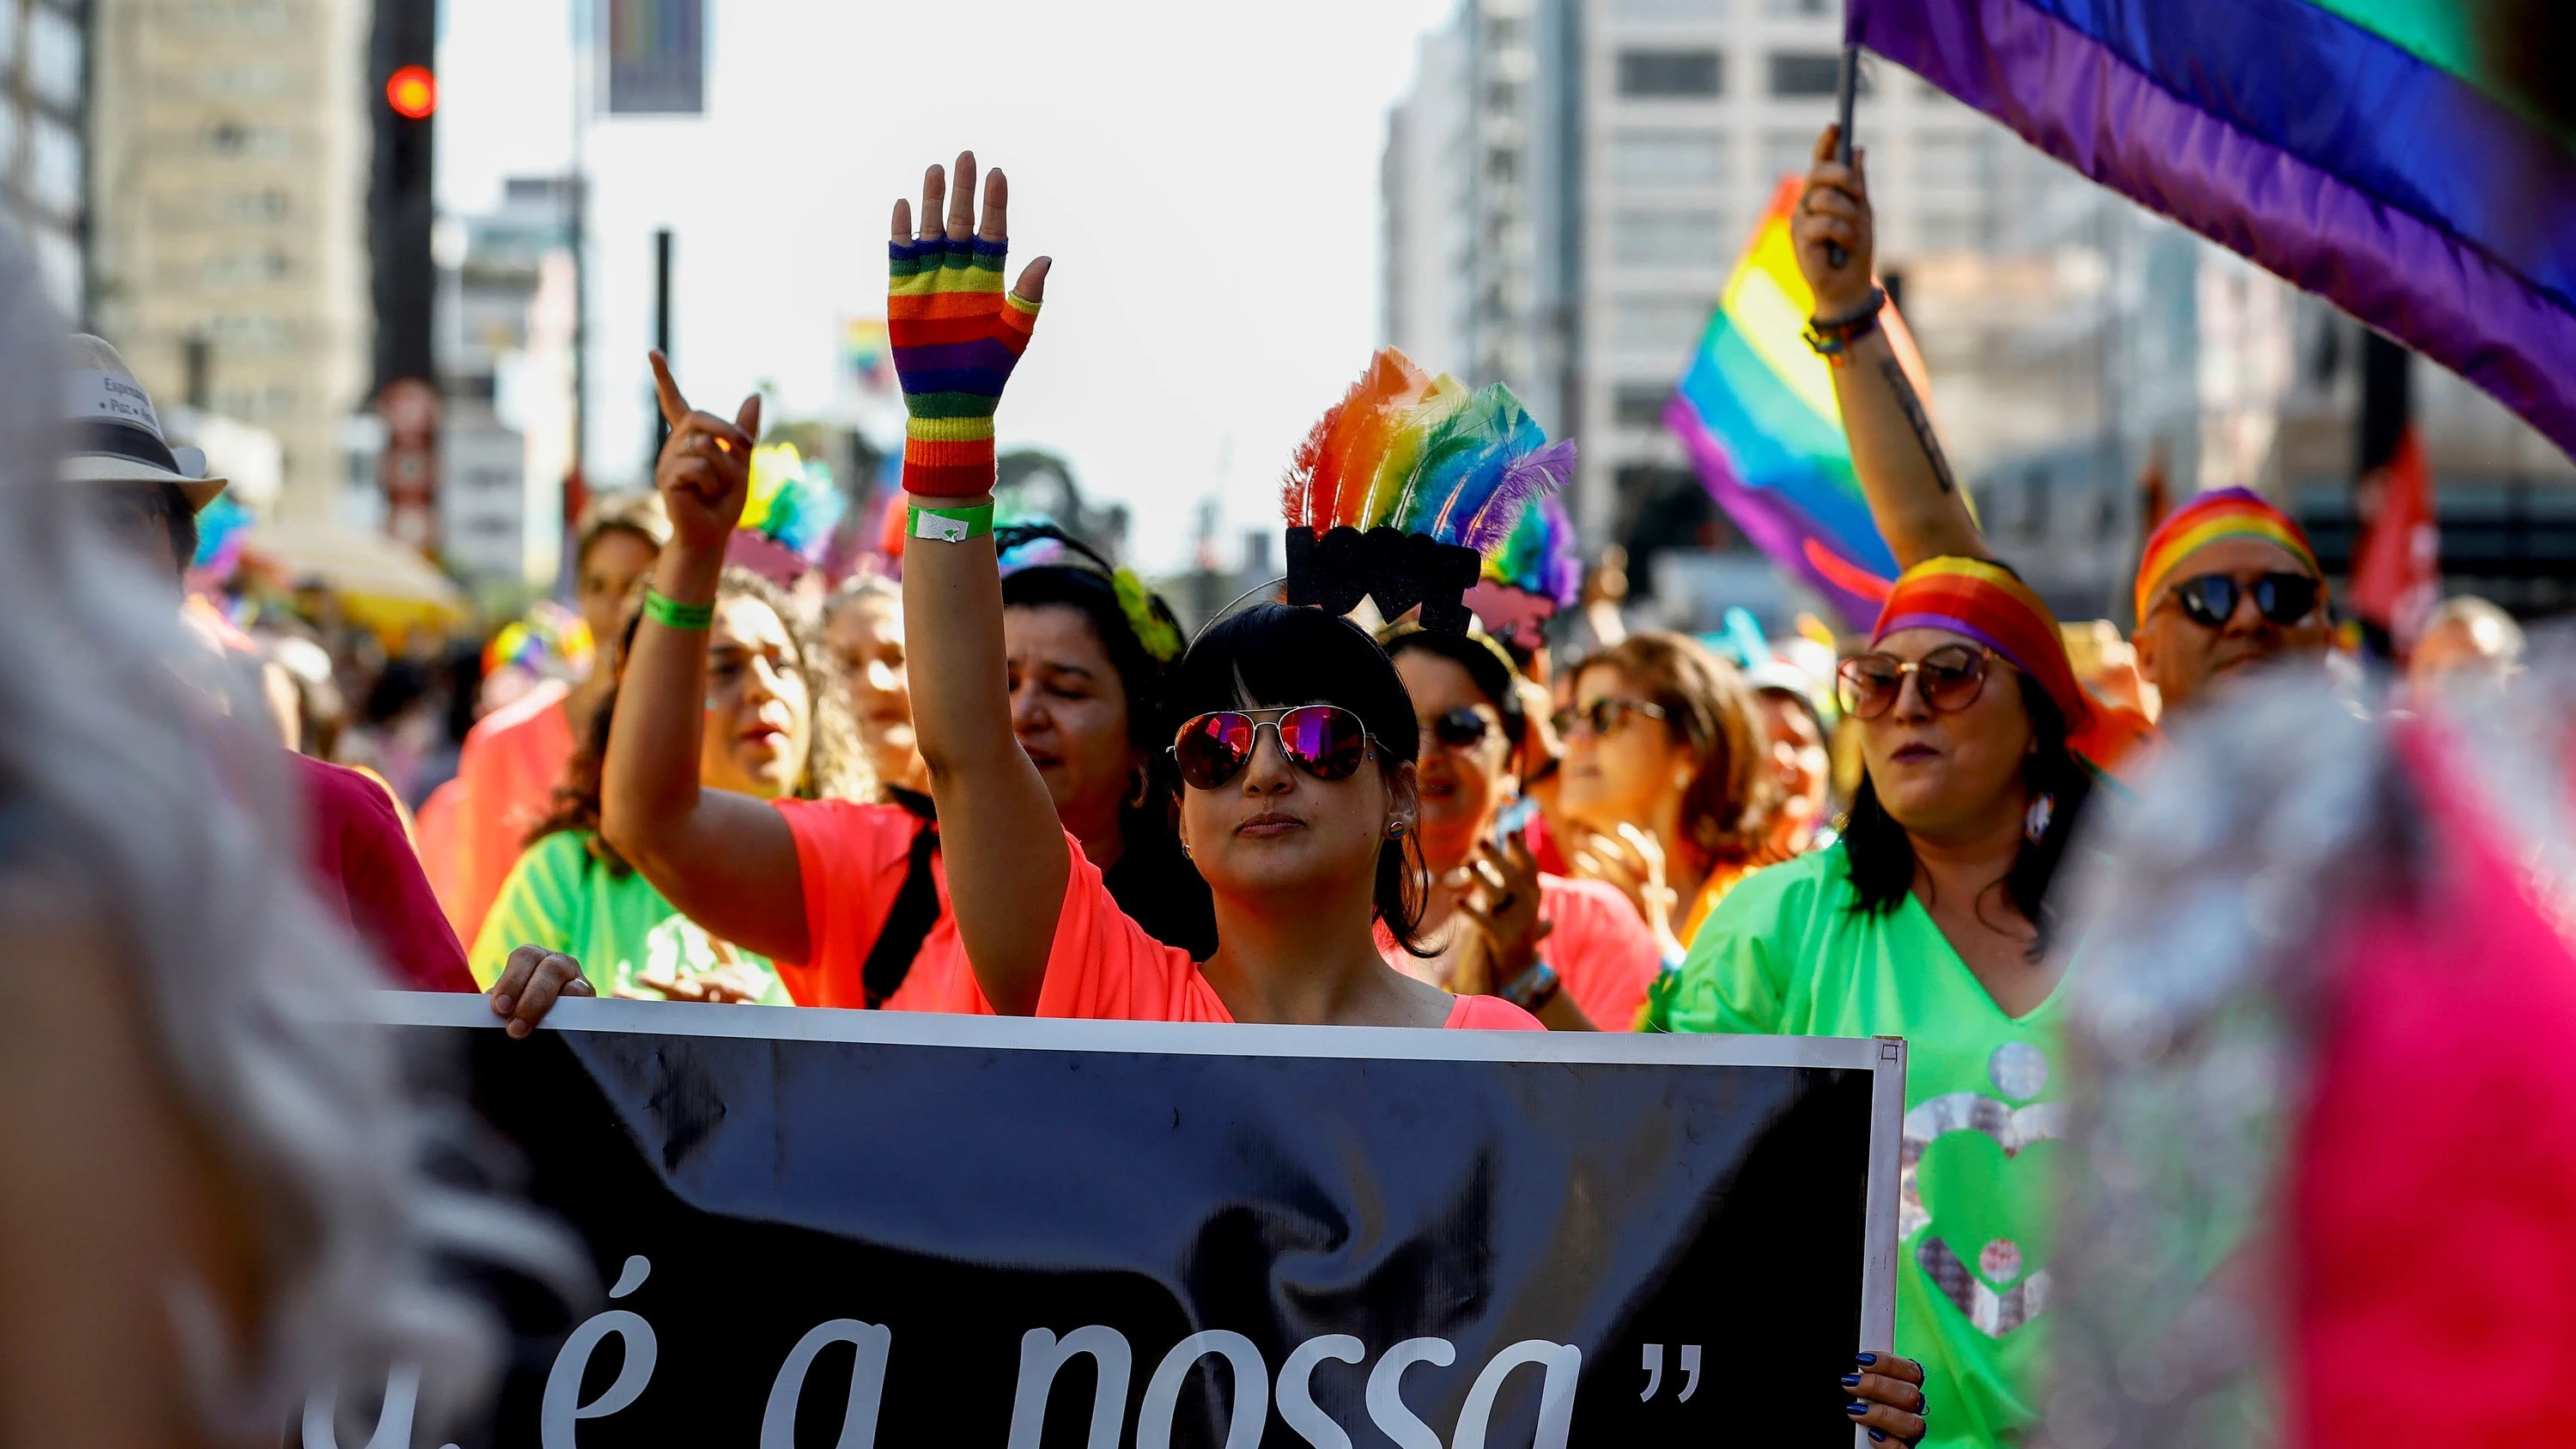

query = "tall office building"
[2, 0, 89, 317]
[90, 0, 374, 519]
[1381, 0, 1577, 433]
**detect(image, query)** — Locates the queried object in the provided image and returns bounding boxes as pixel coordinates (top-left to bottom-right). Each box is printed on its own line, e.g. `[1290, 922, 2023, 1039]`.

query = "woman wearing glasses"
[1556, 633, 1782, 952]
[1650, 556, 2134, 1449]
[1382, 627, 1661, 1031]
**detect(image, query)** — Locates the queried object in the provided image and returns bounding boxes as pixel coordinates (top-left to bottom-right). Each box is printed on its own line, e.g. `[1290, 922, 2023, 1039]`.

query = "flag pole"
[1825, 41, 1860, 269]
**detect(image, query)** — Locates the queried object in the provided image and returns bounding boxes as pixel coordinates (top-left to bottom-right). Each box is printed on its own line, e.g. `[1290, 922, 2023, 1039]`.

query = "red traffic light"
[386, 64, 436, 119]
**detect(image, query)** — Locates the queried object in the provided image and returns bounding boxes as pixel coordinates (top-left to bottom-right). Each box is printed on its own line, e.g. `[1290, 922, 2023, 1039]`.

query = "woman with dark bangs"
[924, 586, 1534, 1027]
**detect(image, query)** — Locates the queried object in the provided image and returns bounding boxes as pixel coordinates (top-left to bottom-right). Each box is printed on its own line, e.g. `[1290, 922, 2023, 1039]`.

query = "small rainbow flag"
[1663, 177, 1937, 630]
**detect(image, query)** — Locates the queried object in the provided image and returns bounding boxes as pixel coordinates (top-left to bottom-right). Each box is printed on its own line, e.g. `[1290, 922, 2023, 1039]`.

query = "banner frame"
[373, 991, 1908, 1444]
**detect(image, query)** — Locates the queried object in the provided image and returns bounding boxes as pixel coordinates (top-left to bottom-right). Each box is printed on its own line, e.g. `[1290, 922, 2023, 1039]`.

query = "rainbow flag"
[1665, 177, 1938, 630]
[1852, 0, 2576, 461]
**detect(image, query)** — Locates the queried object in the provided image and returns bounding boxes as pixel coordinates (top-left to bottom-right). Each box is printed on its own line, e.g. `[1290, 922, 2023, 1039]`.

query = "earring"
[2023, 792, 2055, 845]
[1126, 765, 1150, 809]
[1178, 834, 1191, 861]
[1387, 820, 1408, 840]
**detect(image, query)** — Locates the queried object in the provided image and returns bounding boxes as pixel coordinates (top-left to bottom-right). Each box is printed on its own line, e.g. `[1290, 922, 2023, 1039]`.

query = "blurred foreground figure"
[2407, 594, 2524, 691]
[2047, 650, 2576, 1447]
[0, 247, 570, 1442]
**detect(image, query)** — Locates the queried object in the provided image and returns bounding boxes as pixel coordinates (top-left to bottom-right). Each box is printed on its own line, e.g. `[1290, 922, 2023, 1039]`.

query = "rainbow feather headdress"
[725, 441, 846, 586]
[1282, 349, 1575, 634]
[1465, 493, 1582, 652]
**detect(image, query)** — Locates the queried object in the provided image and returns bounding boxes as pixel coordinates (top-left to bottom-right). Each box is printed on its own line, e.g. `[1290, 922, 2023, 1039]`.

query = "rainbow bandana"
[2133, 487, 2323, 623]
[1874, 556, 2154, 772]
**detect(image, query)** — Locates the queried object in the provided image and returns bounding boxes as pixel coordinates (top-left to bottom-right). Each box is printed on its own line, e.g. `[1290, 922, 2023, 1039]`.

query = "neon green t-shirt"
[470, 831, 792, 1005]
[1648, 845, 2063, 1449]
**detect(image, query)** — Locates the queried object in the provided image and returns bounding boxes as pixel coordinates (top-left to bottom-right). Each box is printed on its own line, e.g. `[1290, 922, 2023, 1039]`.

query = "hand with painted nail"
[487, 943, 595, 1039]
[1840, 1351, 1928, 1445]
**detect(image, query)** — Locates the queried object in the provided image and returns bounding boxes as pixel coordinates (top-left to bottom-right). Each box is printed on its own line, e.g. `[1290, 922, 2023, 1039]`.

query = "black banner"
[317, 997, 1901, 1448]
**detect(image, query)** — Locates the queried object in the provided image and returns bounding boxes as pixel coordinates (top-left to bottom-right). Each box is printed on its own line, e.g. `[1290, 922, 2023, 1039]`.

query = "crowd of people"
[10, 131, 2557, 1449]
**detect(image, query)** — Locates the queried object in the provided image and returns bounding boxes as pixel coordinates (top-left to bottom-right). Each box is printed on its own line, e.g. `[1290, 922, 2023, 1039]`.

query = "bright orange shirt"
[773, 797, 988, 1013]
[438, 678, 579, 944]
[1043, 830, 1542, 1029]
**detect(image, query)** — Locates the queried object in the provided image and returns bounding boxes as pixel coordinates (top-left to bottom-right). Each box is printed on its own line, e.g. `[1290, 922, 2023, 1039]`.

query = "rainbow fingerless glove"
[889, 233, 1041, 498]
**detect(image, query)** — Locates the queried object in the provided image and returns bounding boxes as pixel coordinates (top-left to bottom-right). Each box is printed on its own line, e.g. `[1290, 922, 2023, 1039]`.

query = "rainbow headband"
[2133, 487, 2322, 622]
[1873, 556, 2093, 738]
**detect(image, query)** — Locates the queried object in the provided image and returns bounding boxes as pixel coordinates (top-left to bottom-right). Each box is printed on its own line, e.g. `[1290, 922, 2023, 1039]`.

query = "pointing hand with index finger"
[649, 349, 762, 552]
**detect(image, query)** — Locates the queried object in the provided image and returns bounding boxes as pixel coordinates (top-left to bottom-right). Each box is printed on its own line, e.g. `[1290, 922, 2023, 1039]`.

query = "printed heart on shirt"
[1899, 1043, 2063, 1337]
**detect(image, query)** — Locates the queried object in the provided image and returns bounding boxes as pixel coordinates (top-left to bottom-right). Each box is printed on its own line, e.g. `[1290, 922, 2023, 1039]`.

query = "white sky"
[437, 0, 1455, 572]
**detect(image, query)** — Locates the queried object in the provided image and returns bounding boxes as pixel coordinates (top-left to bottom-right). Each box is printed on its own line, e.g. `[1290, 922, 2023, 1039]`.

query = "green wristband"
[908, 502, 996, 543]
[642, 589, 715, 631]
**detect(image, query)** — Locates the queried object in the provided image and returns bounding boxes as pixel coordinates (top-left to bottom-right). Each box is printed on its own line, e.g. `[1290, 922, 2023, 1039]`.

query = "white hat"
[61, 333, 227, 512]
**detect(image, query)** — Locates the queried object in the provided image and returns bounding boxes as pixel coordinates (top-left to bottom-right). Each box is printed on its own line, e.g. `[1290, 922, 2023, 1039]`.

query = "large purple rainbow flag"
[1849, 0, 2576, 461]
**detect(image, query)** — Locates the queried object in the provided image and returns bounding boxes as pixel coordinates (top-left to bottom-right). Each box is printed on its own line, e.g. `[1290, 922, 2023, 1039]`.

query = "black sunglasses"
[2165, 572, 2321, 629]
[1551, 697, 1666, 739]
[1170, 706, 1378, 791]
[1422, 706, 1492, 749]
[1837, 644, 1992, 720]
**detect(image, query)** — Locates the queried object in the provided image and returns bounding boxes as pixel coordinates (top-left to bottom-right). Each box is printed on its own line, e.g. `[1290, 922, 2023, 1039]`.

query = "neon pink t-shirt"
[1375, 872, 1658, 1030]
[1041, 831, 1541, 1029]
[774, 797, 988, 1014]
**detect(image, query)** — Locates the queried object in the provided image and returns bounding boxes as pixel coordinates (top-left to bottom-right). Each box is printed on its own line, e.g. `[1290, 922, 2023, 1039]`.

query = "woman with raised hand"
[1556, 631, 1782, 950]
[471, 568, 866, 1003]
[1651, 557, 2125, 1448]
[887, 153, 1526, 1028]
[1380, 624, 1660, 1030]
[565, 308, 1207, 1021]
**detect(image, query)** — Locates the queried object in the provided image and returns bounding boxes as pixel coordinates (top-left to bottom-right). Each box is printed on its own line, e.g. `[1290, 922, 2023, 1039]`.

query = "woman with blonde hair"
[1557, 630, 1782, 948]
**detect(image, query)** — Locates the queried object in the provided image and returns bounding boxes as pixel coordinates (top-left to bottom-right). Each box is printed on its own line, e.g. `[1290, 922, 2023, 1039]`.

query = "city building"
[89, 0, 374, 520]
[2, 0, 90, 316]
[434, 175, 579, 590]
[1382, 0, 1578, 435]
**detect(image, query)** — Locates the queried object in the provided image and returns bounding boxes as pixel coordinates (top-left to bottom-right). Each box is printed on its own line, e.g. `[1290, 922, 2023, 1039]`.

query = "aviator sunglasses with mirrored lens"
[1837, 644, 1991, 720]
[1170, 706, 1377, 791]
[2166, 572, 2322, 629]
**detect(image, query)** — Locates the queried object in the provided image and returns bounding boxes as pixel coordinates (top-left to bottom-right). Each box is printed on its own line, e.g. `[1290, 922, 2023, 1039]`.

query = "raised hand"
[1457, 832, 1555, 995]
[1793, 124, 1875, 317]
[649, 350, 762, 553]
[889, 151, 1051, 499]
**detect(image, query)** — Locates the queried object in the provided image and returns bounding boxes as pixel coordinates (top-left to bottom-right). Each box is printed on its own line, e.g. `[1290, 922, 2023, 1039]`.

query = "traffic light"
[371, 0, 439, 550]
[386, 64, 436, 120]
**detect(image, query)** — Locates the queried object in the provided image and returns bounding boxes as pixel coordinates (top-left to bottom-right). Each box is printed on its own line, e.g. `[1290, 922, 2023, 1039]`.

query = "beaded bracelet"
[1802, 286, 1888, 362]
[642, 589, 714, 631]
[908, 501, 996, 543]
